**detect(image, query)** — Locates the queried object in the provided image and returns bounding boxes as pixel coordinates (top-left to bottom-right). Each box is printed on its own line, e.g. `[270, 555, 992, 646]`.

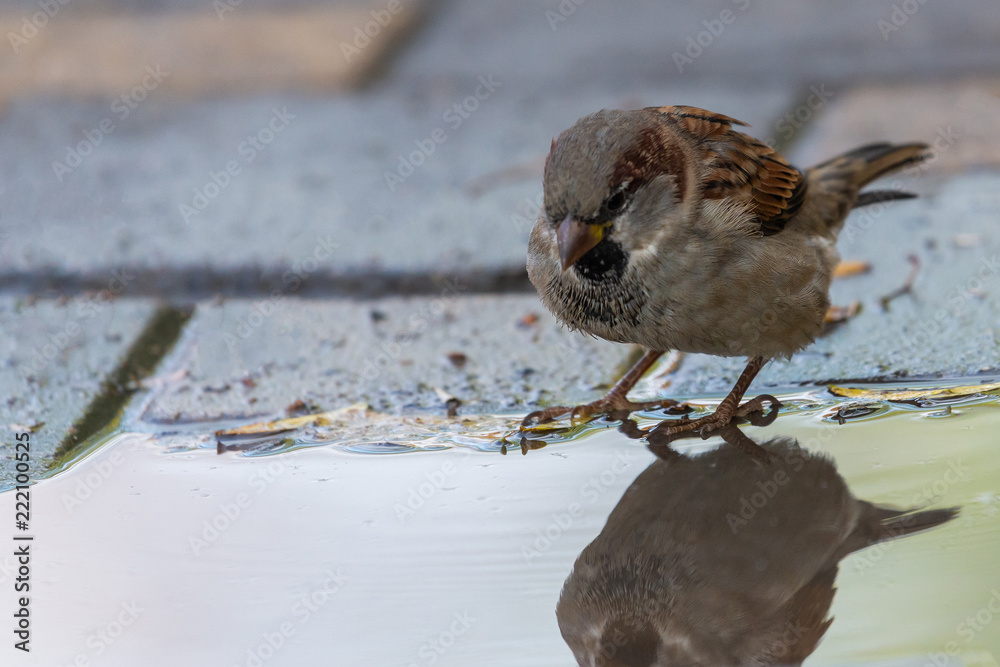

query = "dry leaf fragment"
[952, 233, 981, 248]
[517, 312, 540, 328]
[824, 301, 861, 324]
[829, 381, 1000, 401]
[832, 260, 872, 279]
[217, 402, 371, 438]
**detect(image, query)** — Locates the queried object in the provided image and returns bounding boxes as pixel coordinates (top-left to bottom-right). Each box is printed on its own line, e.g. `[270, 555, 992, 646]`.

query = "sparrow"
[556, 437, 958, 667]
[523, 105, 928, 435]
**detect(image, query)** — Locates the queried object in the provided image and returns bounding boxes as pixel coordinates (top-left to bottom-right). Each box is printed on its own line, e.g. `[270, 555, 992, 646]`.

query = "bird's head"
[541, 109, 690, 280]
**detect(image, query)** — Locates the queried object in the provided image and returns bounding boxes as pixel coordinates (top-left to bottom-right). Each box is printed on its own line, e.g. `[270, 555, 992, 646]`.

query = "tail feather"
[812, 142, 929, 190]
[853, 189, 919, 209]
[843, 504, 959, 557]
[808, 142, 930, 228]
[875, 505, 959, 541]
[852, 142, 930, 186]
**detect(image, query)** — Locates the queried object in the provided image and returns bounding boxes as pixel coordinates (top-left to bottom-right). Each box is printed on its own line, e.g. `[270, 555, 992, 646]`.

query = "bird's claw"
[521, 397, 685, 430]
[650, 394, 781, 443]
[521, 406, 573, 427]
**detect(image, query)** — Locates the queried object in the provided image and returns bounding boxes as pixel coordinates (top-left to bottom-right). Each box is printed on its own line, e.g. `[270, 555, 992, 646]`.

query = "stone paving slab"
[392, 1, 1000, 92]
[0, 85, 794, 291]
[142, 293, 632, 422]
[0, 297, 158, 484]
[0, 2, 421, 100]
[790, 78, 1000, 173]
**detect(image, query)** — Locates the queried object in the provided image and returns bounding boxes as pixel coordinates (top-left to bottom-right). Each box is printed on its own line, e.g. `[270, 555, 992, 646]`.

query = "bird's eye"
[605, 191, 627, 213]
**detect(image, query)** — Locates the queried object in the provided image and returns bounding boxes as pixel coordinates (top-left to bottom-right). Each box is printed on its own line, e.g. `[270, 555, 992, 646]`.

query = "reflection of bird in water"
[556, 437, 958, 667]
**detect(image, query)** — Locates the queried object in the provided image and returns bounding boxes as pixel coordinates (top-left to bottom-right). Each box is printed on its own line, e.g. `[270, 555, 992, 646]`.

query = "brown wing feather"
[649, 105, 807, 235]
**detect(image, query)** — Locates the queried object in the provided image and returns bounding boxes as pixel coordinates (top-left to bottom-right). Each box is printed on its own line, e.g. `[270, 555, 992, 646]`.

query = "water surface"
[1, 383, 998, 666]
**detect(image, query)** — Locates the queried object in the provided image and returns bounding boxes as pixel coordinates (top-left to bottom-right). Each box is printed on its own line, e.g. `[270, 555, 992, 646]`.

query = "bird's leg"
[521, 350, 683, 427]
[650, 356, 769, 439]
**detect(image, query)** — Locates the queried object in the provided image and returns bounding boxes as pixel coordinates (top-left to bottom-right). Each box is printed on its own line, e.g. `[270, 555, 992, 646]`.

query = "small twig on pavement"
[434, 386, 462, 418]
[465, 157, 545, 197]
[879, 254, 921, 312]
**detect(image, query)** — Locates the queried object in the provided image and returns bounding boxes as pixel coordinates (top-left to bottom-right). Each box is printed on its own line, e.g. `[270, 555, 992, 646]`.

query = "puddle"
[1, 383, 998, 666]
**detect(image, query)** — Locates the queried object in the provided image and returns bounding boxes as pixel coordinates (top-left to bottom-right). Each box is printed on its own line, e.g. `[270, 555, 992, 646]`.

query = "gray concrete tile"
[142, 292, 632, 422]
[0, 85, 793, 291]
[789, 79, 1000, 173]
[390, 1, 1000, 92]
[0, 297, 158, 484]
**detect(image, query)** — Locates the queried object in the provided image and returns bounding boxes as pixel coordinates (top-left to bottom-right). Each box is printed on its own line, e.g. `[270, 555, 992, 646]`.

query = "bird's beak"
[557, 216, 604, 272]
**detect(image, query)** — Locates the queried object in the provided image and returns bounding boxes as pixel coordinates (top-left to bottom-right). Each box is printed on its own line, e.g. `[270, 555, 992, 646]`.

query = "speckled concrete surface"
[394, 1, 1000, 94]
[141, 294, 632, 422]
[0, 298, 156, 482]
[790, 79, 1000, 174]
[0, 86, 793, 291]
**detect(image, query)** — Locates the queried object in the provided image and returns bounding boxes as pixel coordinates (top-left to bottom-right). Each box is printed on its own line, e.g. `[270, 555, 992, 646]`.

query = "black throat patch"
[572, 236, 628, 283]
